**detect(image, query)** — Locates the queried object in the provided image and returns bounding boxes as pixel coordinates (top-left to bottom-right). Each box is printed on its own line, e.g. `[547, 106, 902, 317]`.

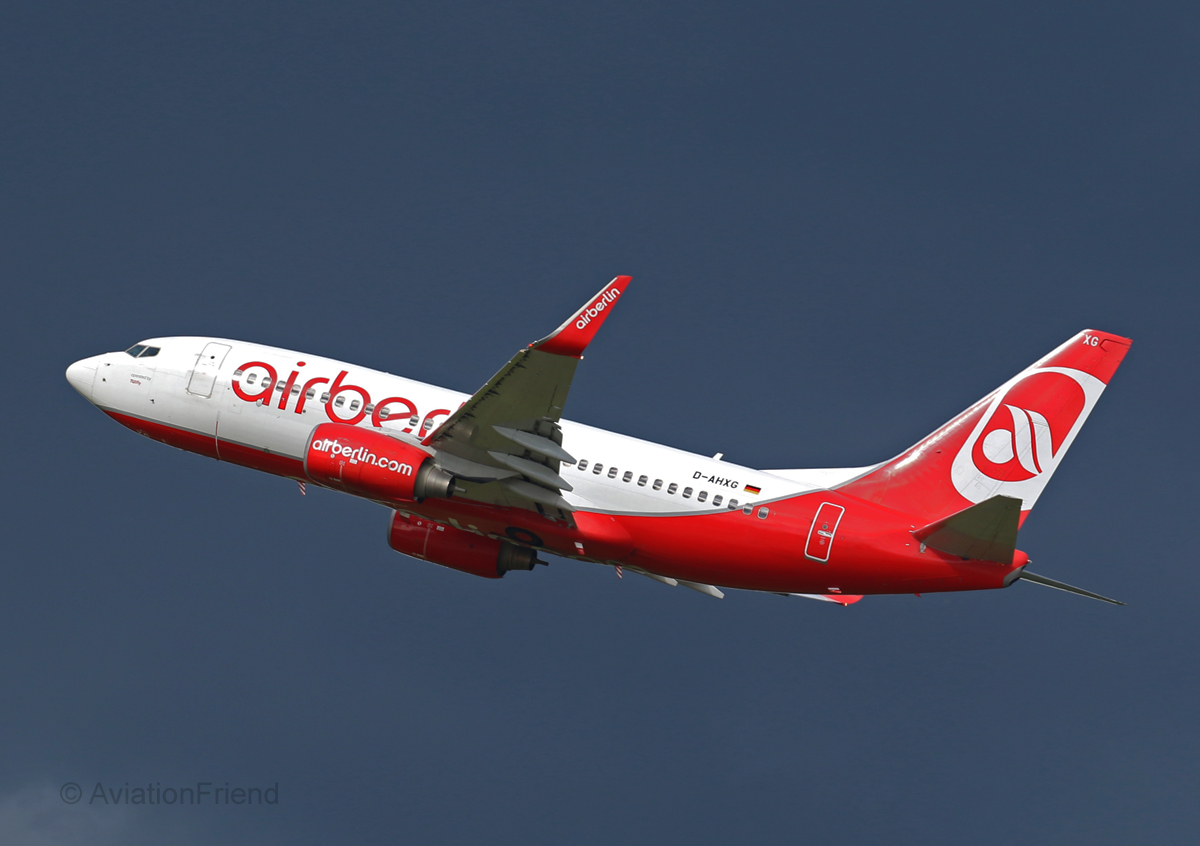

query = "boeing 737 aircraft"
[65, 277, 1131, 605]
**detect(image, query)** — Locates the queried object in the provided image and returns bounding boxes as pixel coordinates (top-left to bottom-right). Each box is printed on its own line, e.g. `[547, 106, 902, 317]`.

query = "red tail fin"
[838, 330, 1131, 524]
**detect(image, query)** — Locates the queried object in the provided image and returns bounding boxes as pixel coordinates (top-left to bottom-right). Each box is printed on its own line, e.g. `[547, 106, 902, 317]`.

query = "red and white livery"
[65, 277, 1132, 605]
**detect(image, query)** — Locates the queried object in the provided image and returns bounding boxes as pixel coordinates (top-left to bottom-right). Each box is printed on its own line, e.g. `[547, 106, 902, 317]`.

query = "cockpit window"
[138, 346, 160, 358]
[125, 345, 147, 358]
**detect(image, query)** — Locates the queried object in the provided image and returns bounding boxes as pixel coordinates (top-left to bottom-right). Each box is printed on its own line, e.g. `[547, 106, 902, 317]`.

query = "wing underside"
[422, 276, 630, 520]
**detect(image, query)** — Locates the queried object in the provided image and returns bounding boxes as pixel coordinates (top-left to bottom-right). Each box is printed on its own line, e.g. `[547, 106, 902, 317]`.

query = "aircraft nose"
[66, 356, 99, 400]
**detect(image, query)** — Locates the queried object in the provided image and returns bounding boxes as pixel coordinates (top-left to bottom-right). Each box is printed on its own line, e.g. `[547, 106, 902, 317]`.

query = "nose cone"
[66, 356, 99, 400]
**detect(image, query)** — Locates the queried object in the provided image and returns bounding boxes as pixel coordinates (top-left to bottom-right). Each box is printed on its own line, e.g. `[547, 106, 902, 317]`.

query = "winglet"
[531, 276, 631, 358]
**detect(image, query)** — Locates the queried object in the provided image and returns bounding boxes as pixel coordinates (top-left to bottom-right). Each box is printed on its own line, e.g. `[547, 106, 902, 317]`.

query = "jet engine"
[305, 423, 455, 502]
[387, 511, 543, 579]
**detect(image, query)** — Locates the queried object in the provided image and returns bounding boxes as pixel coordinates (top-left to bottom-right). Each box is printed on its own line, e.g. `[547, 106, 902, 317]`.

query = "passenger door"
[186, 342, 231, 398]
[804, 502, 846, 563]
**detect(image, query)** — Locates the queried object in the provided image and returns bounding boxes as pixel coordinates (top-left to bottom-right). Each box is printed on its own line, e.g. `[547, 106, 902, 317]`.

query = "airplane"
[64, 276, 1131, 606]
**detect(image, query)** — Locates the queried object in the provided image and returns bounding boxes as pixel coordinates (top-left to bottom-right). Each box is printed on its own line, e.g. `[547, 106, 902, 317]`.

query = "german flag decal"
[744, 484, 761, 495]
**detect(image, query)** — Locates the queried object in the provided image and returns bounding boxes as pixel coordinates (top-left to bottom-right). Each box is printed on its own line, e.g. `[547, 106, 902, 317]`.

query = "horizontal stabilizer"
[1018, 570, 1125, 606]
[913, 495, 1021, 564]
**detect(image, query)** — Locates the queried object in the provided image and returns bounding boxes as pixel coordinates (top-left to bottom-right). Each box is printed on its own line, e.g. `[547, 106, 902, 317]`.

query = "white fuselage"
[67, 336, 848, 515]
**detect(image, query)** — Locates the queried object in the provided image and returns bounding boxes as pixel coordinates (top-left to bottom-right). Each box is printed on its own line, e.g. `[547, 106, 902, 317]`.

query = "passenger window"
[667, 483, 678, 494]
[577, 460, 588, 471]
[234, 368, 245, 377]
[728, 498, 738, 509]
[622, 471, 633, 483]
[262, 377, 274, 389]
[422, 419, 433, 431]
[291, 385, 301, 395]
[139, 346, 160, 357]
[334, 396, 346, 407]
[607, 467, 618, 479]
[653, 479, 663, 491]
[409, 415, 419, 426]
[275, 382, 285, 392]
[713, 495, 723, 507]
[320, 392, 330, 404]
[306, 388, 316, 399]
[743, 504, 753, 515]
[125, 345, 146, 357]
[697, 491, 708, 502]
[757, 507, 769, 519]
[593, 463, 603, 475]
[246, 373, 257, 385]
[349, 399, 361, 411]
[637, 475, 648, 487]
[682, 487, 693, 498]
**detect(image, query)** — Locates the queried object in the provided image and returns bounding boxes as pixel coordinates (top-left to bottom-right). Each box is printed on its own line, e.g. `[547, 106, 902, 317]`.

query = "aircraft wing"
[423, 276, 630, 518]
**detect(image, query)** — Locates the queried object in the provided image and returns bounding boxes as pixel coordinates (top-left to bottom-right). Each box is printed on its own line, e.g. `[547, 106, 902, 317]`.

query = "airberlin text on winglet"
[575, 286, 621, 330]
[531, 277, 629, 358]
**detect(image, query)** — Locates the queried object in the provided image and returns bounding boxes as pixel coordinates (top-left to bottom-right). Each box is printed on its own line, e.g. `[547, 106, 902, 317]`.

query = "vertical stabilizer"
[838, 330, 1131, 524]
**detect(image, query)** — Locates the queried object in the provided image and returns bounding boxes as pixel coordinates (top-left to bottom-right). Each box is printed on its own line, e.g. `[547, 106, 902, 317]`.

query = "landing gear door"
[187, 342, 232, 398]
[804, 502, 845, 563]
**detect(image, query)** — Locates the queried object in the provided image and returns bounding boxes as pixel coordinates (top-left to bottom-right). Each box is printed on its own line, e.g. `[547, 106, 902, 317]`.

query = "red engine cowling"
[305, 423, 455, 503]
[387, 511, 542, 579]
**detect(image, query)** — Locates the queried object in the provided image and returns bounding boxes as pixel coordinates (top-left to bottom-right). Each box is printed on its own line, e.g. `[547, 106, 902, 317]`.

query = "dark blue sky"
[3, 3, 1198, 844]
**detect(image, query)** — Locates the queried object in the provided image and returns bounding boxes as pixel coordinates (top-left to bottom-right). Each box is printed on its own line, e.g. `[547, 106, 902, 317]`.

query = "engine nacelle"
[305, 423, 455, 502]
[387, 511, 542, 579]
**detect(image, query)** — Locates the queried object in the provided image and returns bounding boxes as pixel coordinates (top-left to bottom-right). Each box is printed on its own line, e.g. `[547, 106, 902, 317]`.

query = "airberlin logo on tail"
[978, 405, 1053, 476]
[971, 371, 1087, 482]
[575, 287, 621, 330]
[950, 367, 1105, 508]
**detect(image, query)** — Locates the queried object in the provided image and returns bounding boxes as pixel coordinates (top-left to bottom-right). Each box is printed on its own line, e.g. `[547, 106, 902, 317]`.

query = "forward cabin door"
[187, 342, 231, 398]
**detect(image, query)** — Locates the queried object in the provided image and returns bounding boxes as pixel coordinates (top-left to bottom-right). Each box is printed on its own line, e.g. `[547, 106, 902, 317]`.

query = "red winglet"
[531, 276, 631, 358]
